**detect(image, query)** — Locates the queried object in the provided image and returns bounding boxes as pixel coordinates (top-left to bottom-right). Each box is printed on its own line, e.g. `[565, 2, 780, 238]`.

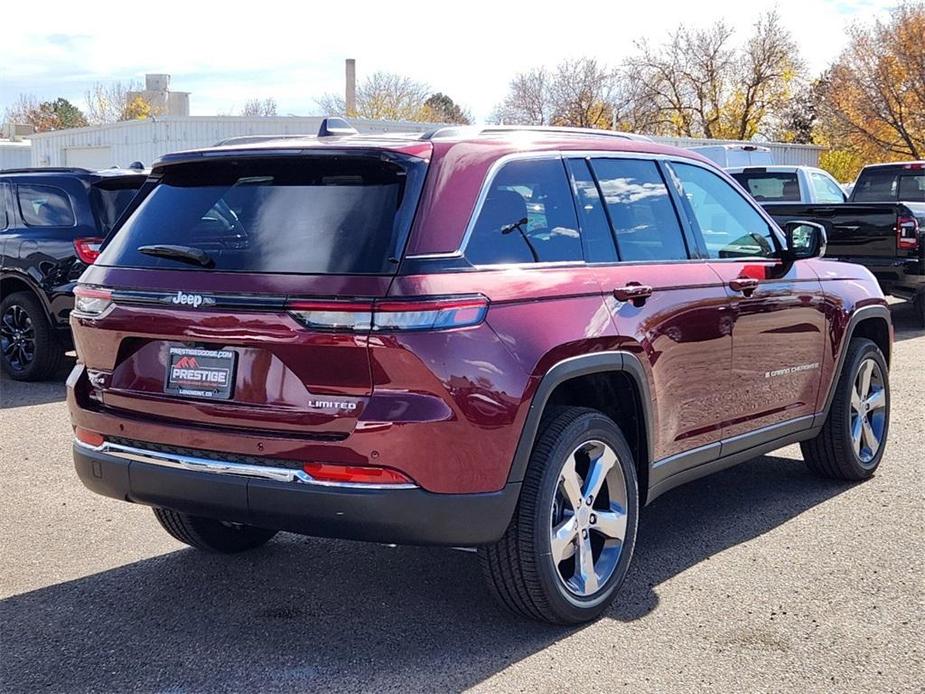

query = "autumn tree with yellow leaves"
[817, 2, 924, 179]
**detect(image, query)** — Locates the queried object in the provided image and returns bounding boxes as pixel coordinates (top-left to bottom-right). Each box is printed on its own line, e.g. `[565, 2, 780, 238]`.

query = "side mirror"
[783, 220, 827, 260]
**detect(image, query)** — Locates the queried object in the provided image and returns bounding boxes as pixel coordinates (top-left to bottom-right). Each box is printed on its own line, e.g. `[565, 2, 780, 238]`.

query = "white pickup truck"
[725, 166, 848, 204]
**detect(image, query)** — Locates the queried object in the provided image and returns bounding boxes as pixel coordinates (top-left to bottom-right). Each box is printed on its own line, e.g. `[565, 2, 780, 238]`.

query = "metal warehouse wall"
[649, 135, 823, 167]
[0, 141, 33, 169]
[28, 117, 439, 168]
[27, 118, 825, 169]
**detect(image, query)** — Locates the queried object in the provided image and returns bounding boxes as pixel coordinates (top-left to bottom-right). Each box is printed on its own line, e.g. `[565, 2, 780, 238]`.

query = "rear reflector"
[897, 216, 919, 251]
[73, 286, 113, 316]
[302, 462, 414, 486]
[75, 427, 105, 447]
[74, 238, 103, 264]
[287, 295, 488, 332]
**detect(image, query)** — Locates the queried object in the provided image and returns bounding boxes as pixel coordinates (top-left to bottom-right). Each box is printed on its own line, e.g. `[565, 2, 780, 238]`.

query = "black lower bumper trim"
[73, 443, 519, 546]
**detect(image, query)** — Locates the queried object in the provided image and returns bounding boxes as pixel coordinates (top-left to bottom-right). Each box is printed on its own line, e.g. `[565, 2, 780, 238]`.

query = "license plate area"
[165, 346, 236, 400]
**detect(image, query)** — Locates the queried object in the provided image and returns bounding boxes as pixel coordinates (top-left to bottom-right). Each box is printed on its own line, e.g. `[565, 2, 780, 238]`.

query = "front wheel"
[801, 338, 890, 480]
[479, 407, 639, 624]
[153, 508, 278, 553]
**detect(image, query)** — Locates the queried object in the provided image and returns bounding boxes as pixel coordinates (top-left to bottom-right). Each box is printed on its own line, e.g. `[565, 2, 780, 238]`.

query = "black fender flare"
[816, 303, 892, 425]
[505, 350, 654, 485]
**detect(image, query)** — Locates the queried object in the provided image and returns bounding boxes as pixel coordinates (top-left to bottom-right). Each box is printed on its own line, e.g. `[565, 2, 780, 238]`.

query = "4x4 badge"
[162, 291, 216, 308]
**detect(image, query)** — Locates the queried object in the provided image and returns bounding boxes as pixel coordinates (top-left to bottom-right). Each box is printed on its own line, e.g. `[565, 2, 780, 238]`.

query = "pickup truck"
[753, 161, 925, 326]
[727, 166, 847, 204]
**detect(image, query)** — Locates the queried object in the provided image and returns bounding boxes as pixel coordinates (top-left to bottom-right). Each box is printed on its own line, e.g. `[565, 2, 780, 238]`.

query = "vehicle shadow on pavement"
[610, 453, 855, 621]
[0, 453, 855, 692]
[0, 356, 74, 409]
[889, 301, 924, 342]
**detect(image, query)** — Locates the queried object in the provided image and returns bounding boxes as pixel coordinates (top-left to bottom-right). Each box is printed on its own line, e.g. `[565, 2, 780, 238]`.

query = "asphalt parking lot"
[1, 302, 922, 693]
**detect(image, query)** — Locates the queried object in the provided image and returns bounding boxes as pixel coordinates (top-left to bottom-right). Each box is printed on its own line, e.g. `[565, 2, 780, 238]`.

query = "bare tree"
[242, 97, 278, 117]
[84, 80, 154, 125]
[316, 72, 431, 121]
[492, 68, 554, 125]
[549, 58, 616, 128]
[624, 11, 803, 139]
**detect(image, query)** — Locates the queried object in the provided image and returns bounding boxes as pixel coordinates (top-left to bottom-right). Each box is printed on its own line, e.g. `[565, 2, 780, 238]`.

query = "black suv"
[0, 167, 146, 380]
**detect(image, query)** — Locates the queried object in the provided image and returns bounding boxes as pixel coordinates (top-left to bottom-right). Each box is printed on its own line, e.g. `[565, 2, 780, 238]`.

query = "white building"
[0, 139, 32, 169]
[26, 116, 440, 169]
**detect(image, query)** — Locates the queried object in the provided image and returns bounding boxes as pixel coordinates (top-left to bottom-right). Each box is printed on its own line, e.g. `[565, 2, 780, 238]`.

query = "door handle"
[729, 278, 760, 295]
[613, 284, 654, 306]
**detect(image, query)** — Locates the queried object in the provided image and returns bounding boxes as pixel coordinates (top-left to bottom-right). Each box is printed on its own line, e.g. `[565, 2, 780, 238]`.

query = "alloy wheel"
[550, 439, 629, 597]
[0, 305, 36, 372]
[850, 358, 887, 464]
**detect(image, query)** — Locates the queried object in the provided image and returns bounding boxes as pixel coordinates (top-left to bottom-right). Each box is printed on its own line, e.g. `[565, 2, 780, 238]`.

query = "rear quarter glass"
[97, 155, 427, 274]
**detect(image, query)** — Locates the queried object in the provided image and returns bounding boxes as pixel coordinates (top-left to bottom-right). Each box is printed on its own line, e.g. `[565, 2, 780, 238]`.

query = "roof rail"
[0, 166, 93, 175]
[213, 134, 313, 146]
[423, 125, 653, 142]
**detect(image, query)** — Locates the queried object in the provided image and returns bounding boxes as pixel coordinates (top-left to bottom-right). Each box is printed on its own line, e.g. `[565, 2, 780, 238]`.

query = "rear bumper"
[73, 441, 520, 546]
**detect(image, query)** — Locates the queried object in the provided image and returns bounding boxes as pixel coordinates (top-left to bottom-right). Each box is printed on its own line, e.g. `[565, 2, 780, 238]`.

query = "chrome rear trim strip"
[75, 440, 418, 490]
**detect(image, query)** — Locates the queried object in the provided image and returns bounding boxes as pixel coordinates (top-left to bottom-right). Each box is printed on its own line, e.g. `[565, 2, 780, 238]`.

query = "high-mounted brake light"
[286, 296, 489, 332]
[302, 462, 414, 486]
[74, 238, 103, 264]
[903, 163, 924, 170]
[896, 216, 919, 252]
[73, 286, 113, 316]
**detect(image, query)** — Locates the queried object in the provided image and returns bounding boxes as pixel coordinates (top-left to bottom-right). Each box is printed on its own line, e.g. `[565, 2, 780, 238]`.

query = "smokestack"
[345, 58, 357, 117]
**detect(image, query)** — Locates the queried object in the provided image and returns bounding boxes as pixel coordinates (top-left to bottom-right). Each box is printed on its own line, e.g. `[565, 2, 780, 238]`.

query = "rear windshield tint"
[98, 155, 426, 274]
[730, 172, 801, 202]
[91, 179, 144, 234]
[853, 170, 925, 202]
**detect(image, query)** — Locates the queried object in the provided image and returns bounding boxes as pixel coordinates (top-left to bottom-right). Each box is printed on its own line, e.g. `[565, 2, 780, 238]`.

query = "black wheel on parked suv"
[0, 291, 64, 381]
[153, 508, 278, 553]
[479, 407, 639, 624]
[801, 337, 890, 480]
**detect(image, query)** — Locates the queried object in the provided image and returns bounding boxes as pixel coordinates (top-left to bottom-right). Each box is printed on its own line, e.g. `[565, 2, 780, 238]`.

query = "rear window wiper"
[137, 244, 215, 268]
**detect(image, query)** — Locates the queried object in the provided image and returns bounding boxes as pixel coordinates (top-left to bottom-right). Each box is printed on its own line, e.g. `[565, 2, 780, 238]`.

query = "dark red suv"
[68, 123, 892, 624]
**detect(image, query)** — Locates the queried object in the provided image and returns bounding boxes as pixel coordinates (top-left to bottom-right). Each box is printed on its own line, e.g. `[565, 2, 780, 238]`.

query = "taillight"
[896, 216, 919, 251]
[302, 462, 414, 486]
[74, 427, 105, 448]
[73, 238, 103, 264]
[286, 296, 488, 332]
[73, 285, 113, 316]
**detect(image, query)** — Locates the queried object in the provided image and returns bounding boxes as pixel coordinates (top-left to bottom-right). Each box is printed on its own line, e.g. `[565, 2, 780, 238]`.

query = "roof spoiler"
[318, 117, 359, 137]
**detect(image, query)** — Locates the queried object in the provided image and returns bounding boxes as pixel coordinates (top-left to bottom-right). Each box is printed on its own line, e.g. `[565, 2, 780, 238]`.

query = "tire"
[153, 508, 278, 553]
[801, 338, 890, 480]
[0, 291, 65, 381]
[479, 407, 639, 625]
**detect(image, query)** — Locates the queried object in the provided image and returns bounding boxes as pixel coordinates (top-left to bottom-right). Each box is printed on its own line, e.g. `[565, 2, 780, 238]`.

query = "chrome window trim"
[75, 439, 418, 490]
[405, 149, 784, 262]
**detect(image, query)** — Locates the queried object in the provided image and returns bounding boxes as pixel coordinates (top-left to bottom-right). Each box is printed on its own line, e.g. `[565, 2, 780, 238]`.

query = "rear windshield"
[852, 169, 925, 202]
[98, 155, 426, 274]
[91, 178, 145, 234]
[730, 172, 801, 202]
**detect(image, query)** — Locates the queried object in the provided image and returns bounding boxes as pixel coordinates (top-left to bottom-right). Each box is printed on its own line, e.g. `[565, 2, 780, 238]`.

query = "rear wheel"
[479, 407, 639, 624]
[153, 508, 278, 553]
[801, 338, 890, 480]
[914, 292, 925, 328]
[0, 291, 64, 381]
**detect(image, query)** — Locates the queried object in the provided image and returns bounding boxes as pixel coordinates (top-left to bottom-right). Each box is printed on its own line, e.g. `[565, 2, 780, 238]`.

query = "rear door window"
[91, 178, 145, 234]
[98, 156, 426, 274]
[566, 158, 617, 263]
[730, 171, 801, 202]
[673, 162, 777, 259]
[17, 184, 76, 227]
[810, 171, 847, 203]
[590, 158, 689, 262]
[466, 158, 582, 265]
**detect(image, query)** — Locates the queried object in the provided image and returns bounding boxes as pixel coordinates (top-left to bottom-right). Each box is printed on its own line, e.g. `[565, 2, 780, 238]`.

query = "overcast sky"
[1, 0, 893, 124]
